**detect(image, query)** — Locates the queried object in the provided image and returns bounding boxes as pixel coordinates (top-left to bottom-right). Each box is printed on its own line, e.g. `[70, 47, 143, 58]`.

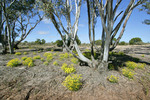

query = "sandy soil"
[0, 45, 150, 100]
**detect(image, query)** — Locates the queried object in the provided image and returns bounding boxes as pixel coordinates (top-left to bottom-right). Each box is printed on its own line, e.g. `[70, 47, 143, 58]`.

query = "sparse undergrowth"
[122, 68, 135, 79]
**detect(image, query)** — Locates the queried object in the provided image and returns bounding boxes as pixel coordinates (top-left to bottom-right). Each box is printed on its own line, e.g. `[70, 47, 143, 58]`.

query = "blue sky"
[23, 1, 150, 43]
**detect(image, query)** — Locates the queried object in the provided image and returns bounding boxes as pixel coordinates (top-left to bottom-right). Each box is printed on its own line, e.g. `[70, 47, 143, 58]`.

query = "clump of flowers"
[40, 58, 44, 62]
[125, 61, 137, 70]
[141, 54, 145, 57]
[33, 55, 41, 60]
[43, 52, 52, 57]
[15, 52, 21, 55]
[71, 58, 78, 64]
[53, 53, 57, 56]
[59, 53, 69, 60]
[69, 54, 73, 57]
[122, 68, 135, 79]
[33, 52, 37, 55]
[62, 74, 82, 91]
[7, 58, 21, 67]
[46, 54, 53, 62]
[137, 63, 146, 69]
[22, 57, 34, 67]
[23, 52, 28, 55]
[43, 61, 49, 66]
[21, 57, 28, 61]
[61, 63, 76, 74]
[53, 61, 58, 66]
[107, 75, 119, 83]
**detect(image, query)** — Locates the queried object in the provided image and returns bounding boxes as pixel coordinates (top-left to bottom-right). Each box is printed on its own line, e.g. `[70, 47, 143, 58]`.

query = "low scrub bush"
[61, 63, 76, 74]
[53, 61, 58, 66]
[23, 52, 28, 55]
[43, 61, 49, 66]
[137, 63, 146, 69]
[7, 58, 21, 67]
[33, 55, 41, 60]
[107, 75, 119, 83]
[15, 52, 21, 55]
[43, 52, 52, 57]
[40, 58, 44, 62]
[22, 57, 34, 67]
[46, 54, 53, 62]
[62, 74, 82, 91]
[21, 57, 28, 61]
[33, 52, 37, 55]
[122, 68, 135, 79]
[71, 58, 78, 64]
[125, 61, 137, 70]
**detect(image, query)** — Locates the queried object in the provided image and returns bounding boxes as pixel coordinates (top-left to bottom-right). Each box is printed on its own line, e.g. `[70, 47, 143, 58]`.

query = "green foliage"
[119, 41, 126, 45]
[62, 74, 82, 91]
[82, 52, 98, 60]
[122, 68, 135, 79]
[43, 61, 49, 66]
[43, 52, 52, 57]
[46, 54, 53, 62]
[40, 58, 44, 62]
[35, 39, 46, 44]
[55, 40, 63, 47]
[137, 63, 146, 69]
[107, 75, 119, 83]
[15, 52, 22, 55]
[7, 58, 21, 67]
[71, 58, 78, 64]
[61, 63, 76, 74]
[22, 57, 34, 67]
[53, 61, 58, 66]
[33, 52, 37, 55]
[53, 53, 57, 56]
[108, 64, 115, 70]
[69, 54, 73, 57]
[129, 37, 143, 45]
[23, 52, 28, 55]
[95, 40, 102, 45]
[59, 53, 69, 60]
[125, 61, 137, 70]
[33, 55, 41, 60]
[21, 57, 28, 61]
[141, 54, 145, 57]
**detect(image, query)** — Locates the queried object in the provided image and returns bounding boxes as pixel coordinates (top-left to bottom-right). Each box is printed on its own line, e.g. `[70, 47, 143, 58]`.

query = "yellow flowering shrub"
[46, 54, 53, 62]
[33, 55, 41, 60]
[69, 54, 73, 57]
[21, 57, 28, 61]
[53, 53, 57, 56]
[59, 53, 69, 60]
[122, 68, 134, 79]
[40, 58, 44, 62]
[53, 61, 58, 66]
[141, 54, 145, 57]
[107, 75, 118, 83]
[7, 58, 21, 67]
[33, 52, 37, 55]
[62, 74, 82, 91]
[22, 57, 34, 67]
[43, 61, 49, 66]
[23, 52, 28, 55]
[137, 63, 146, 69]
[15, 52, 21, 55]
[125, 61, 137, 70]
[61, 63, 76, 74]
[71, 58, 78, 64]
[43, 52, 52, 57]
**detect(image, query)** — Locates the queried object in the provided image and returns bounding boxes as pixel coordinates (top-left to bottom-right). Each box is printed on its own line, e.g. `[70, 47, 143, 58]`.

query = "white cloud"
[79, 24, 85, 27]
[42, 18, 51, 24]
[37, 31, 50, 35]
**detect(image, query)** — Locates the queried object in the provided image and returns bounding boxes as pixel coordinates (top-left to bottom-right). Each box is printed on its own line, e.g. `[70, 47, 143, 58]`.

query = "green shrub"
[119, 41, 126, 45]
[108, 64, 115, 70]
[129, 37, 143, 45]
[15, 52, 21, 55]
[71, 58, 78, 64]
[107, 75, 118, 83]
[61, 63, 76, 74]
[21, 57, 28, 61]
[141, 54, 145, 57]
[43, 61, 49, 66]
[118, 51, 125, 56]
[55, 40, 63, 47]
[7, 58, 21, 67]
[46, 54, 53, 62]
[53, 61, 58, 66]
[53, 53, 57, 56]
[33, 52, 37, 55]
[125, 61, 137, 70]
[23, 52, 28, 55]
[43, 52, 52, 57]
[137, 63, 146, 69]
[122, 68, 135, 79]
[22, 57, 34, 67]
[40, 58, 44, 62]
[62, 74, 82, 91]
[59, 53, 68, 60]
[33, 55, 41, 60]
[69, 54, 73, 57]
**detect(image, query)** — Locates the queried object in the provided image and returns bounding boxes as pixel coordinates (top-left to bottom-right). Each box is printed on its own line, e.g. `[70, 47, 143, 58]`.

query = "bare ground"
[0, 45, 150, 100]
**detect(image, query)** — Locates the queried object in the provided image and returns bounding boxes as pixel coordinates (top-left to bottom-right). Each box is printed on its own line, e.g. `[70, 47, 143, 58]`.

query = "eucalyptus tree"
[38, 0, 145, 72]
[0, 0, 43, 54]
